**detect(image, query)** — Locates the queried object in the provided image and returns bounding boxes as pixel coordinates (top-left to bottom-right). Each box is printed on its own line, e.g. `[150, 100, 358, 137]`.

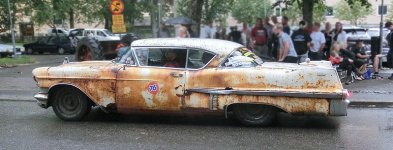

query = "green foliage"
[386, 0, 393, 22]
[334, 0, 372, 25]
[231, 0, 272, 24]
[0, 0, 20, 33]
[176, 0, 234, 24]
[0, 55, 36, 67]
[281, 1, 326, 24]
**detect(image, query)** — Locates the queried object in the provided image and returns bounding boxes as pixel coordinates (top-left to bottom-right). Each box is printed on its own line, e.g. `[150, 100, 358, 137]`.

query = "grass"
[0, 56, 36, 67]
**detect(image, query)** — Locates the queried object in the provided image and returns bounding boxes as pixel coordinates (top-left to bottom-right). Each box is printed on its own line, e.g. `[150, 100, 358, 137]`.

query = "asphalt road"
[0, 100, 392, 150]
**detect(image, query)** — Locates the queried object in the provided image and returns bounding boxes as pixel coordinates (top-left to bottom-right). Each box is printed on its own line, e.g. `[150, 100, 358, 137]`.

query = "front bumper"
[329, 99, 350, 116]
[34, 93, 49, 108]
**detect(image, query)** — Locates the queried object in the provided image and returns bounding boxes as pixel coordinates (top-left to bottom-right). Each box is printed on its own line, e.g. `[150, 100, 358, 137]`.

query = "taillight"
[342, 89, 352, 99]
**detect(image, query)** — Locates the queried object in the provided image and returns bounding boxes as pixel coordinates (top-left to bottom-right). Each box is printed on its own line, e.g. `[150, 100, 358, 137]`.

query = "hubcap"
[58, 48, 65, 54]
[58, 92, 81, 115]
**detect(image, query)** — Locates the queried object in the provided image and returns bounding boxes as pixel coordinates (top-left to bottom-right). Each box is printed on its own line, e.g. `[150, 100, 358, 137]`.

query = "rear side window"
[187, 49, 215, 69]
[222, 47, 263, 67]
[135, 48, 187, 68]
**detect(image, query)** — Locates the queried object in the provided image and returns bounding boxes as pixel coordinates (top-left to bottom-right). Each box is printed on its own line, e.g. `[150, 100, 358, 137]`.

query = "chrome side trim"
[187, 88, 343, 99]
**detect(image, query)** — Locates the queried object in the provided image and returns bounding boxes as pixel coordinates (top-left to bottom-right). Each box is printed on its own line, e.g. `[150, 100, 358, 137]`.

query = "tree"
[334, 0, 372, 25]
[281, 2, 326, 24]
[0, 0, 22, 33]
[272, 0, 371, 24]
[231, 0, 272, 24]
[386, 0, 393, 21]
[176, 0, 234, 36]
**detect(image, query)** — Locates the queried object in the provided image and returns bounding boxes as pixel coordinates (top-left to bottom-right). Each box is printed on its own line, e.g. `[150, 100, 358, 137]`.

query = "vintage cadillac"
[32, 38, 350, 126]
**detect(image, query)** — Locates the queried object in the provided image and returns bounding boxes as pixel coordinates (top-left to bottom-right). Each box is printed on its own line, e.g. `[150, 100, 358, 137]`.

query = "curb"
[349, 101, 393, 108]
[0, 99, 35, 102]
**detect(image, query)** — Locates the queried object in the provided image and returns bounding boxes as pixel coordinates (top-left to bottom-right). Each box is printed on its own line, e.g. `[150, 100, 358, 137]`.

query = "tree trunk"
[190, 0, 203, 37]
[69, 9, 74, 29]
[104, 14, 110, 30]
[302, 0, 314, 24]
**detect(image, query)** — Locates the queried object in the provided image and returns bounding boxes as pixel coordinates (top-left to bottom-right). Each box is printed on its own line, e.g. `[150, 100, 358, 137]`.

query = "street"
[1, 55, 393, 149]
[0, 100, 392, 149]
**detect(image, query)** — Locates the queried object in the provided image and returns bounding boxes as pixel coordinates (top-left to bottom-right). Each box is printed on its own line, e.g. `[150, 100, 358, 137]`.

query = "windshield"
[222, 47, 263, 67]
[102, 29, 114, 36]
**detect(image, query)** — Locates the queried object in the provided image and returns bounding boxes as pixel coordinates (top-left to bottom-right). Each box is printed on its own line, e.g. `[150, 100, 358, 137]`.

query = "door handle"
[170, 72, 183, 78]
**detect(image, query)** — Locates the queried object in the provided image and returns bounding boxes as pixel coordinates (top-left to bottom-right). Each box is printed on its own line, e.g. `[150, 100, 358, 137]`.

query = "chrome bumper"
[329, 99, 350, 116]
[34, 93, 49, 108]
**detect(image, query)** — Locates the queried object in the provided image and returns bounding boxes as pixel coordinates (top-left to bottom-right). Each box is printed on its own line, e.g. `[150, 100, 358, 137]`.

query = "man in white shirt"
[200, 22, 214, 38]
[309, 22, 326, 60]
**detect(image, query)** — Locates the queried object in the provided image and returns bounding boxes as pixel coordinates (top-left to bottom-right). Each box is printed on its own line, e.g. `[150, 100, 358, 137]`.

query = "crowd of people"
[156, 16, 393, 84]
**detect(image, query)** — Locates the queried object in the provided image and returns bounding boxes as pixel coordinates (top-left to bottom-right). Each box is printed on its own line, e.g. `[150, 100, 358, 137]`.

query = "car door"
[45, 36, 59, 52]
[33, 37, 49, 52]
[115, 47, 187, 112]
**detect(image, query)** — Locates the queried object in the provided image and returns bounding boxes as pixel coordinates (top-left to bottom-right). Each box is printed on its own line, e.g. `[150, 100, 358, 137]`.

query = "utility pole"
[7, 0, 17, 57]
[379, 0, 384, 66]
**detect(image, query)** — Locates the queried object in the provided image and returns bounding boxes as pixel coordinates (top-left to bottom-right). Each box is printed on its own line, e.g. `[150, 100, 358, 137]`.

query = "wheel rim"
[56, 91, 82, 117]
[58, 48, 65, 54]
[27, 48, 32, 54]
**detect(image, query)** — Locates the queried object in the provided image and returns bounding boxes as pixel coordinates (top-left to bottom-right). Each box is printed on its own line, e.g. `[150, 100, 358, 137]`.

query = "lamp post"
[7, 0, 17, 57]
[379, 0, 384, 67]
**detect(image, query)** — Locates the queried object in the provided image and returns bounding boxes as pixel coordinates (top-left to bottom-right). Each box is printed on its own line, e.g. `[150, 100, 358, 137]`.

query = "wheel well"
[48, 84, 95, 107]
[226, 103, 287, 114]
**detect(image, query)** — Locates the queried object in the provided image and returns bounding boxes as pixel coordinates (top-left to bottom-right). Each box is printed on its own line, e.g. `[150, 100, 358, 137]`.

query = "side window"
[135, 48, 187, 68]
[187, 49, 215, 69]
[47, 37, 58, 44]
[222, 47, 263, 67]
[118, 47, 136, 66]
[97, 31, 106, 37]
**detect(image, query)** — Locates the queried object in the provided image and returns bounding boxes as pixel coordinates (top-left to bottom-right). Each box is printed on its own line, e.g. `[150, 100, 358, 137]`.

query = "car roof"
[131, 38, 243, 62]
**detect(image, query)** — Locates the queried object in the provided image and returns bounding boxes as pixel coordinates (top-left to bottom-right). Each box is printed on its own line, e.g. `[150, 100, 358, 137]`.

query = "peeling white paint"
[141, 91, 154, 108]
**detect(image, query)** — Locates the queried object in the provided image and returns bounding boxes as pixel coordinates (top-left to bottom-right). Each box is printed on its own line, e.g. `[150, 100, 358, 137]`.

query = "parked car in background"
[23, 36, 74, 55]
[367, 28, 389, 38]
[0, 43, 25, 57]
[32, 38, 349, 126]
[48, 28, 69, 36]
[70, 28, 120, 41]
[343, 27, 371, 44]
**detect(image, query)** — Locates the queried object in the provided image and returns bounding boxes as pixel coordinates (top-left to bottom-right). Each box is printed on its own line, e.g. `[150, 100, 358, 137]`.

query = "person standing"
[273, 23, 298, 63]
[178, 24, 189, 38]
[309, 22, 326, 61]
[386, 21, 393, 80]
[332, 22, 347, 45]
[282, 16, 291, 35]
[271, 16, 279, 60]
[291, 20, 311, 63]
[240, 23, 250, 47]
[264, 17, 274, 59]
[200, 22, 214, 38]
[157, 22, 171, 38]
[323, 22, 333, 60]
[228, 26, 242, 44]
[250, 18, 268, 58]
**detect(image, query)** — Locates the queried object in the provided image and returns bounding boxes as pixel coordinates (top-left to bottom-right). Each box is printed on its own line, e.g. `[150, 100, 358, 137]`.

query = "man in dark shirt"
[228, 26, 242, 44]
[291, 20, 311, 63]
[386, 22, 393, 80]
[282, 16, 291, 35]
[323, 22, 333, 60]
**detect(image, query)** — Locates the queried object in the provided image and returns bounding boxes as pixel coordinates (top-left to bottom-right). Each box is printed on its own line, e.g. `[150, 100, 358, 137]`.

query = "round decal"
[147, 82, 159, 94]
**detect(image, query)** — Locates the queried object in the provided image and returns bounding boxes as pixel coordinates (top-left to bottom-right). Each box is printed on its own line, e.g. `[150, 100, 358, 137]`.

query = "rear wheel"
[233, 104, 277, 126]
[58, 47, 65, 55]
[26, 48, 33, 54]
[52, 87, 91, 121]
[75, 37, 103, 61]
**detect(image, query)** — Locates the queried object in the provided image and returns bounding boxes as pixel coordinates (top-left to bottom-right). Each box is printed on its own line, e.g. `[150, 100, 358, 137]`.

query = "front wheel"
[52, 87, 91, 121]
[233, 104, 277, 126]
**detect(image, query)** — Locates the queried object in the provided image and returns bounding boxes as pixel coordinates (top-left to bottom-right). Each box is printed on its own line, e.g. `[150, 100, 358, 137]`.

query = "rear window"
[222, 47, 263, 67]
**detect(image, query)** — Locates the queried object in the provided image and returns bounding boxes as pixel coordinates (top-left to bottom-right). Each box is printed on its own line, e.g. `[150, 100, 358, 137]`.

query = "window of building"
[378, 5, 387, 15]
[326, 6, 334, 16]
[275, 7, 282, 16]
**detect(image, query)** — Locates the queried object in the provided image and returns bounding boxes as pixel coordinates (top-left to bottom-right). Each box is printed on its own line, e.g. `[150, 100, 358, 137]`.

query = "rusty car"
[32, 38, 350, 126]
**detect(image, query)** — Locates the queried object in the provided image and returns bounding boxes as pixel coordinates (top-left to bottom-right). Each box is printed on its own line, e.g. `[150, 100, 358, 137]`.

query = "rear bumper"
[34, 93, 49, 108]
[329, 99, 350, 116]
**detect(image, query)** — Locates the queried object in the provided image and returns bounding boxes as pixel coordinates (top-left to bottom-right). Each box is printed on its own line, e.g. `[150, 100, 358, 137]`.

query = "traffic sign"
[110, 0, 124, 15]
[112, 14, 124, 25]
[112, 24, 126, 33]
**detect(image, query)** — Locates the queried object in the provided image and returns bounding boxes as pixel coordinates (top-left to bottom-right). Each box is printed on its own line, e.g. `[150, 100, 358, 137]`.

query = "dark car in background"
[23, 36, 74, 55]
